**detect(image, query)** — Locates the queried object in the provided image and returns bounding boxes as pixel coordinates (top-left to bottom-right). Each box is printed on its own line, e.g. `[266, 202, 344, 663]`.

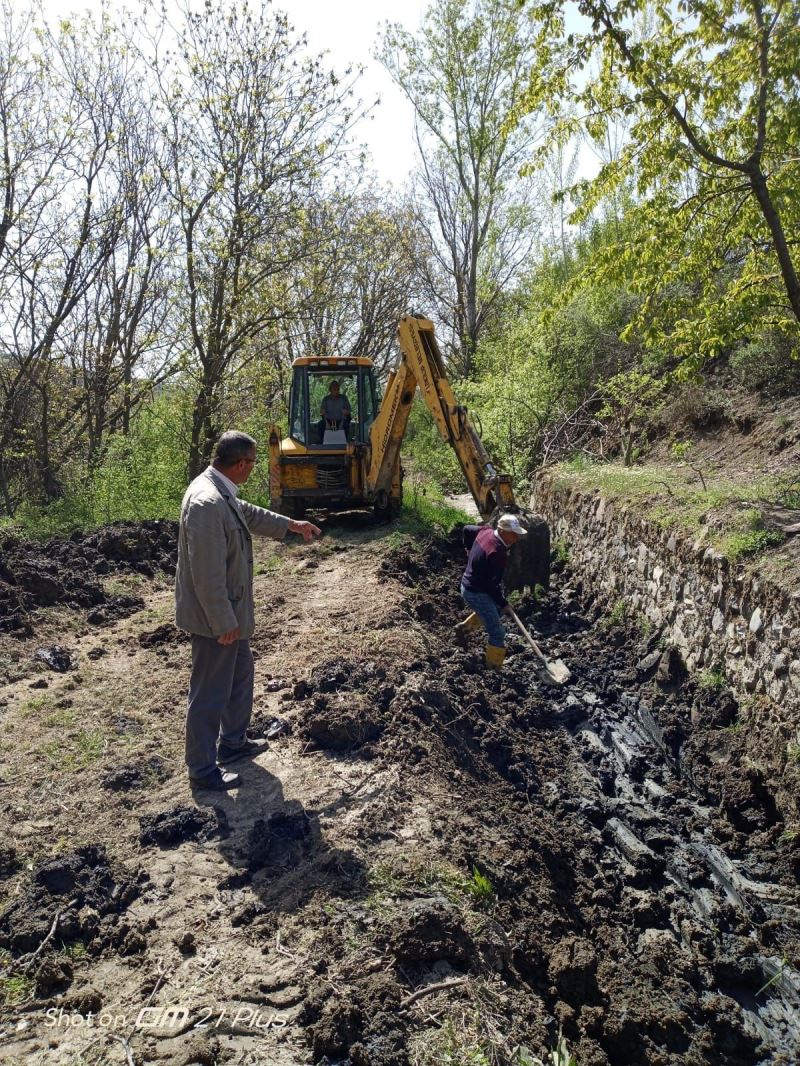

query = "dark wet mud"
[0, 520, 177, 634]
[287, 530, 800, 1065]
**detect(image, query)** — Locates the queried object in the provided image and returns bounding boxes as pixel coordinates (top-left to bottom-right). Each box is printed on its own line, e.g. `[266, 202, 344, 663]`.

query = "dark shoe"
[217, 737, 268, 763]
[190, 767, 240, 791]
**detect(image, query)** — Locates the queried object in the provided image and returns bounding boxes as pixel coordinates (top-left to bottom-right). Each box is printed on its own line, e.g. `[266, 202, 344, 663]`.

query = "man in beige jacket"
[175, 430, 320, 790]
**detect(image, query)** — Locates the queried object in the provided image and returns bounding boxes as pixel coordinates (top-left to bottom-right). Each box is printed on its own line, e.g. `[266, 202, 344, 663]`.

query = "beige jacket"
[175, 467, 289, 639]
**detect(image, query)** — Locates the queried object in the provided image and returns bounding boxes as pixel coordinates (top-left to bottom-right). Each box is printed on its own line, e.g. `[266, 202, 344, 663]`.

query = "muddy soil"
[0, 520, 177, 635]
[0, 516, 798, 1065]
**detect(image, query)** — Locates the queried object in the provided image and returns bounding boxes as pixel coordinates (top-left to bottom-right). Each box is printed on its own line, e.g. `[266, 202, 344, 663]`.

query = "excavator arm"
[366, 315, 515, 519]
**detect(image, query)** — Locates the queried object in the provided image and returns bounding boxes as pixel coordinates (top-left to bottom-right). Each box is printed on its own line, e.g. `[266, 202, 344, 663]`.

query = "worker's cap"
[497, 514, 527, 535]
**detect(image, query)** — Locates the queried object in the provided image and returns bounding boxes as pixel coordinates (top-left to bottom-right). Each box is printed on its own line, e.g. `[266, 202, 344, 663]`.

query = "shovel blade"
[544, 658, 571, 685]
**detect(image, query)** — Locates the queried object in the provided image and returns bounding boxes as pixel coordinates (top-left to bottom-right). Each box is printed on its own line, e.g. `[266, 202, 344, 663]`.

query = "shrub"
[730, 331, 800, 395]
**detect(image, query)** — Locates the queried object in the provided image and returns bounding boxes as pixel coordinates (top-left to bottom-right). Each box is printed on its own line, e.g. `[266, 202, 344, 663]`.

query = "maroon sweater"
[461, 525, 508, 608]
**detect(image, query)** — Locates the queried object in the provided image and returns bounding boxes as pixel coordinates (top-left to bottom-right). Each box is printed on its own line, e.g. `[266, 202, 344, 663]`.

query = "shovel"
[508, 606, 571, 685]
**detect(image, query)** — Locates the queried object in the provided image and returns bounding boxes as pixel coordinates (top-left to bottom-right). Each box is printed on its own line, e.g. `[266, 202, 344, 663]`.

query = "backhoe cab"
[268, 315, 514, 521]
[268, 356, 395, 519]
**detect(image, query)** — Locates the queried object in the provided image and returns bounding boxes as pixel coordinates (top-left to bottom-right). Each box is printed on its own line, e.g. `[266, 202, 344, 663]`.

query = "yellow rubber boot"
[454, 612, 483, 646]
[484, 644, 507, 669]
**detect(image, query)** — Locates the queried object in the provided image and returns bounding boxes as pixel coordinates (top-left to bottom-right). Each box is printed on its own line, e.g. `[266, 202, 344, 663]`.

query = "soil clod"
[139, 805, 228, 847]
[35, 644, 73, 672]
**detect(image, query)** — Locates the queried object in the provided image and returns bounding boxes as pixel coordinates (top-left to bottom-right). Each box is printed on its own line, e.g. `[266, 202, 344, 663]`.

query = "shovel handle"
[508, 606, 548, 664]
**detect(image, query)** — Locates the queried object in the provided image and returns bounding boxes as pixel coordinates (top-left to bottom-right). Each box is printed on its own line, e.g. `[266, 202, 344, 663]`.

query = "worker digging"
[456, 513, 527, 668]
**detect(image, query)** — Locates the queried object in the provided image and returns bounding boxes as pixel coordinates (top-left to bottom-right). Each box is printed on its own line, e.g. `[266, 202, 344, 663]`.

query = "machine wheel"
[272, 496, 306, 519]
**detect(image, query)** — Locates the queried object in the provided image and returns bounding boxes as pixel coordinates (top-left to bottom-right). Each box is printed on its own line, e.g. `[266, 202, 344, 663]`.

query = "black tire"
[271, 496, 305, 519]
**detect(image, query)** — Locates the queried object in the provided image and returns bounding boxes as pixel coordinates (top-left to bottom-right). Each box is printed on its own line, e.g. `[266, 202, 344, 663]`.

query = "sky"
[37, 0, 431, 187]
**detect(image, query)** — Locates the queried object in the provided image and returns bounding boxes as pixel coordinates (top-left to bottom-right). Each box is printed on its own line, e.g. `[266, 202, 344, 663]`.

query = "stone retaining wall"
[533, 472, 800, 710]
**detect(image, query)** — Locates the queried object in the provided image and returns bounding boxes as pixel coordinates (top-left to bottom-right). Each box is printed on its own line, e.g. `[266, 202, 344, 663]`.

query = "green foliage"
[466, 867, 494, 901]
[402, 398, 465, 494]
[721, 510, 785, 560]
[399, 478, 467, 535]
[730, 331, 800, 395]
[553, 538, 570, 564]
[42, 728, 107, 771]
[561, 460, 791, 563]
[0, 973, 34, 1006]
[550, 1032, 579, 1066]
[606, 600, 627, 626]
[7, 389, 191, 537]
[670, 440, 693, 462]
[465, 240, 642, 474]
[698, 669, 726, 692]
[598, 370, 665, 466]
[380, 0, 540, 374]
[515, 0, 800, 374]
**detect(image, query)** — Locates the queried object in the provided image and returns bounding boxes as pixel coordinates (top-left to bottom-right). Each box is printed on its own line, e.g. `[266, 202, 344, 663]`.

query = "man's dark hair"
[213, 431, 256, 467]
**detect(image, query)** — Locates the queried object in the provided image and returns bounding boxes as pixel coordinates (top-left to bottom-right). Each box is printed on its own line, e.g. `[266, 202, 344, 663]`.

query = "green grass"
[606, 600, 627, 626]
[22, 694, 53, 715]
[43, 708, 77, 728]
[42, 728, 107, 771]
[399, 494, 467, 535]
[466, 867, 494, 902]
[698, 668, 726, 691]
[254, 555, 282, 576]
[556, 458, 790, 563]
[721, 527, 785, 561]
[0, 973, 34, 1006]
[367, 857, 481, 912]
[411, 1018, 492, 1066]
[553, 538, 570, 564]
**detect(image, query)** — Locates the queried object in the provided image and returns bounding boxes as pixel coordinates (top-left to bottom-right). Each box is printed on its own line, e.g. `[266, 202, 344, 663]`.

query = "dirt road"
[1, 517, 799, 1065]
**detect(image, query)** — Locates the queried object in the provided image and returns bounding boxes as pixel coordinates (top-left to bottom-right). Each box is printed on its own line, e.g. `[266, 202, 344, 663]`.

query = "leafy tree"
[381, 0, 542, 375]
[0, 8, 134, 509]
[279, 187, 421, 376]
[518, 0, 800, 371]
[598, 368, 665, 465]
[144, 1, 358, 476]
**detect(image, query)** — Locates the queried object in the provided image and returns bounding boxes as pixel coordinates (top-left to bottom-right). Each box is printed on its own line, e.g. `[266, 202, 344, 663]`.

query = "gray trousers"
[186, 636, 254, 780]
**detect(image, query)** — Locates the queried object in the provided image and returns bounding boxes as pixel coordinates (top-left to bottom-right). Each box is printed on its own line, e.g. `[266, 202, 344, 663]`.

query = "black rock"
[35, 645, 73, 672]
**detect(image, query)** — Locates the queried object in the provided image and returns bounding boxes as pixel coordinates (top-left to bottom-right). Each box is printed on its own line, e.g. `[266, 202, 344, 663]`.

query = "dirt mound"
[386, 897, 474, 966]
[301, 529, 800, 1064]
[101, 756, 169, 792]
[0, 844, 145, 956]
[139, 805, 228, 847]
[293, 658, 393, 752]
[137, 622, 188, 648]
[246, 806, 314, 874]
[0, 519, 177, 634]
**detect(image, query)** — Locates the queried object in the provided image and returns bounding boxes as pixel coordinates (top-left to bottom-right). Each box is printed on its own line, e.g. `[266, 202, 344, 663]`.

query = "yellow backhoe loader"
[268, 314, 516, 521]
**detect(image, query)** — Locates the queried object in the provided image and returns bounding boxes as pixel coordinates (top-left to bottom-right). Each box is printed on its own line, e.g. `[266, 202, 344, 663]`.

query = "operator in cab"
[318, 379, 351, 441]
[455, 514, 527, 669]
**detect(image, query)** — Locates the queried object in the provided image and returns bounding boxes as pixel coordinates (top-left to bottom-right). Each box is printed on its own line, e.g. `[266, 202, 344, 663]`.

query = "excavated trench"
[352, 530, 800, 1065]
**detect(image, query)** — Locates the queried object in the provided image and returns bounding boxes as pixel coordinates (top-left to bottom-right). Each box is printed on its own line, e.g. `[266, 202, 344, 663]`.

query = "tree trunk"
[0, 462, 14, 517]
[749, 169, 800, 324]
